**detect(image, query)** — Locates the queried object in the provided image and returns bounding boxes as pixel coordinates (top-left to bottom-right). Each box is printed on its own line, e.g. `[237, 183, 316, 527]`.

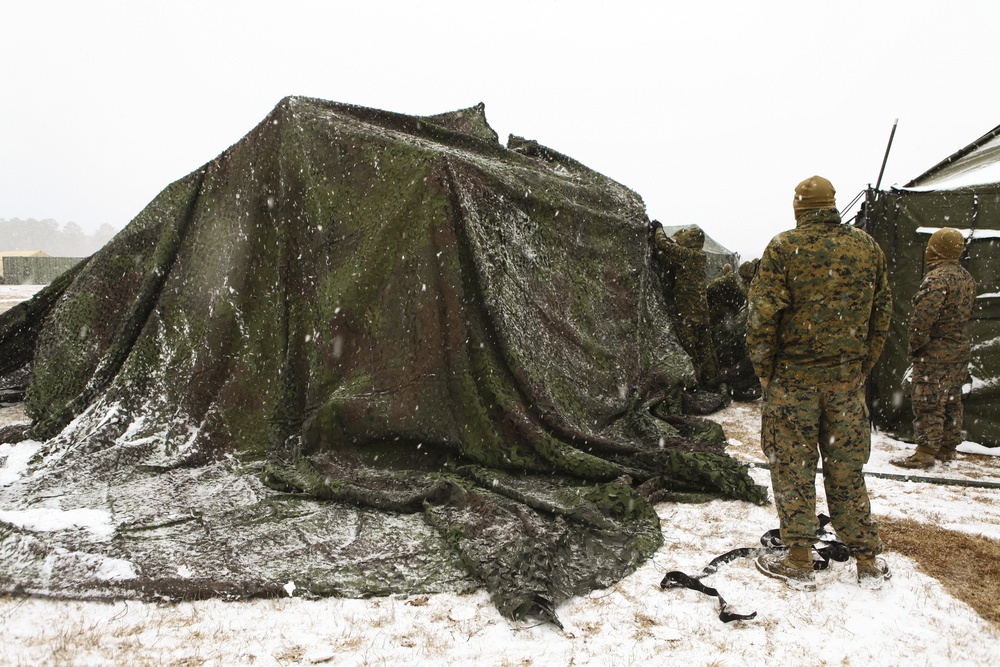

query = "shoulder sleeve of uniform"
[961, 265, 977, 298]
[863, 241, 892, 375]
[652, 227, 671, 251]
[746, 238, 789, 381]
[908, 268, 946, 358]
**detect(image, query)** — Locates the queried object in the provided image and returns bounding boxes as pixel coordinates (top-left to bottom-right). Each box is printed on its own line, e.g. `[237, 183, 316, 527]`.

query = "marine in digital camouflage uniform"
[891, 227, 976, 469]
[651, 223, 720, 390]
[747, 175, 892, 591]
[707, 264, 760, 400]
[737, 257, 760, 287]
[707, 264, 745, 319]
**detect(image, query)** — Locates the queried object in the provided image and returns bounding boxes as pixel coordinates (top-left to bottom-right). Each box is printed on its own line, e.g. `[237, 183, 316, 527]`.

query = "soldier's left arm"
[907, 271, 946, 359]
[746, 243, 789, 383]
[863, 244, 893, 375]
[651, 227, 688, 269]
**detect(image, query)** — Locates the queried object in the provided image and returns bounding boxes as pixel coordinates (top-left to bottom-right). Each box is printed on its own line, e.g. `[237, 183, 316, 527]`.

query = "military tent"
[0, 250, 48, 279]
[1, 251, 83, 285]
[0, 97, 765, 623]
[859, 123, 1000, 448]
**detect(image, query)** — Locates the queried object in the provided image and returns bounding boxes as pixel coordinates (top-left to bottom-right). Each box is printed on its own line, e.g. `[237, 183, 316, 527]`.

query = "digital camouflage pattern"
[706, 268, 759, 400]
[747, 208, 892, 385]
[748, 206, 891, 557]
[908, 261, 976, 364]
[911, 363, 968, 458]
[651, 225, 720, 389]
[909, 260, 976, 457]
[760, 379, 881, 555]
[0, 98, 766, 624]
[737, 258, 759, 287]
[706, 269, 745, 318]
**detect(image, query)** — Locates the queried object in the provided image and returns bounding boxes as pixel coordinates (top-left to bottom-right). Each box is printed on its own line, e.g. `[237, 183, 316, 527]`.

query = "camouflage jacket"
[651, 226, 710, 325]
[707, 271, 747, 320]
[747, 209, 892, 384]
[908, 260, 976, 364]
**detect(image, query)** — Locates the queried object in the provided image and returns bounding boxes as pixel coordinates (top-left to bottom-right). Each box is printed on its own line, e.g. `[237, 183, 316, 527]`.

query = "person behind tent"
[747, 175, 892, 591]
[707, 261, 761, 401]
[649, 221, 720, 392]
[707, 263, 743, 328]
[891, 228, 976, 469]
[737, 257, 759, 287]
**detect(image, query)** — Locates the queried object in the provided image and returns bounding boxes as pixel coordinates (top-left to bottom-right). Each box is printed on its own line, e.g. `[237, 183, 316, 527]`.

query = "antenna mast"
[875, 119, 898, 191]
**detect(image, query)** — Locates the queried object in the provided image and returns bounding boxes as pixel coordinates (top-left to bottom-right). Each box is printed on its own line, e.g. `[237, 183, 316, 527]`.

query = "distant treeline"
[0, 218, 119, 257]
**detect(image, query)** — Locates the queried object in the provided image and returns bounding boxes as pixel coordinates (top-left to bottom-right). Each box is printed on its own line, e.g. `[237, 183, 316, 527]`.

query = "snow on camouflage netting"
[0, 98, 765, 623]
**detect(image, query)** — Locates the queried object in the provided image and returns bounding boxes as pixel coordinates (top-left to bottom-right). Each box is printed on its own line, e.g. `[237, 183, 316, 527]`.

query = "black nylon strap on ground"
[661, 515, 849, 622]
[660, 570, 757, 622]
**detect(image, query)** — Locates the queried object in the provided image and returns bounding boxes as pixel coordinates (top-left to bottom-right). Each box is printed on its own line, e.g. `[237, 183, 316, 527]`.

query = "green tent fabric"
[860, 123, 1000, 448]
[0, 97, 766, 622]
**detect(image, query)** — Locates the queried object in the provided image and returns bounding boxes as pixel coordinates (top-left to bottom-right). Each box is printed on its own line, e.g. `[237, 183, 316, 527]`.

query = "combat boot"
[856, 555, 891, 590]
[890, 449, 935, 469]
[755, 546, 815, 591]
[935, 448, 958, 463]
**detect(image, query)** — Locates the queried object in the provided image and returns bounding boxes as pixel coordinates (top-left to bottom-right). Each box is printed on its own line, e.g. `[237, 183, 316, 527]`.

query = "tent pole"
[875, 119, 898, 191]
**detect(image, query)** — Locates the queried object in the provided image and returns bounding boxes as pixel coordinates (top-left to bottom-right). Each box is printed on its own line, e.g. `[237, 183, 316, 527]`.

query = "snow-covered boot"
[755, 546, 815, 591]
[935, 447, 958, 463]
[890, 448, 935, 469]
[856, 555, 891, 590]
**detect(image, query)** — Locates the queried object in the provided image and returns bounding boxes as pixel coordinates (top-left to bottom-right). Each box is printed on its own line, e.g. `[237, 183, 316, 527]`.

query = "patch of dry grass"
[274, 644, 305, 663]
[630, 610, 658, 641]
[951, 452, 1000, 480]
[878, 515, 1000, 628]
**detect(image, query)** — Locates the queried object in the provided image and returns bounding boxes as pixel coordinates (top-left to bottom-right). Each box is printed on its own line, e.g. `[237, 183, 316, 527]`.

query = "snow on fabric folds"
[0, 97, 765, 623]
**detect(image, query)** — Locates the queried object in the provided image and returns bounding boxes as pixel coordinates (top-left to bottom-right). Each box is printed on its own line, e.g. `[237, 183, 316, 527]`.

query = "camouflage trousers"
[761, 378, 882, 556]
[912, 362, 967, 456]
[676, 318, 719, 389]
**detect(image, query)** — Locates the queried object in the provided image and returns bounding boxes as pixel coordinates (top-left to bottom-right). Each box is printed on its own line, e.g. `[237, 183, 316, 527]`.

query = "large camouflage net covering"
[0, 97, 765, 623]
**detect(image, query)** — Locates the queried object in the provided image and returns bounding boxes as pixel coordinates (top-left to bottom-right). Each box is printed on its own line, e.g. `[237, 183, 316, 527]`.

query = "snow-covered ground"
[0, 283, 44, 312]
[2, 285, 999, 666]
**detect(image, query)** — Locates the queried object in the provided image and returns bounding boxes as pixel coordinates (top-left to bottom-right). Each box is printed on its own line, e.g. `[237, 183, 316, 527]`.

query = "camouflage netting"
[0, 97, 766, 623]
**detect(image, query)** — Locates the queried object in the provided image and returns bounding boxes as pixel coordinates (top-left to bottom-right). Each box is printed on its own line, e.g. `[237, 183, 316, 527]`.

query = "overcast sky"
[3, 1, 999, 259]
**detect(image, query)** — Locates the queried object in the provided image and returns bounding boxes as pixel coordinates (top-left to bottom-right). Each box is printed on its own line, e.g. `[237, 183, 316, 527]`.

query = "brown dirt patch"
[878, 515, 1000, 628]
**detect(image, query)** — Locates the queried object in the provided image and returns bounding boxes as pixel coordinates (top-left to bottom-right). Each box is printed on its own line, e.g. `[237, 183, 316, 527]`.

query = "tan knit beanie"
[925, 227, 965, 264]
[793, 176, 837, 219]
